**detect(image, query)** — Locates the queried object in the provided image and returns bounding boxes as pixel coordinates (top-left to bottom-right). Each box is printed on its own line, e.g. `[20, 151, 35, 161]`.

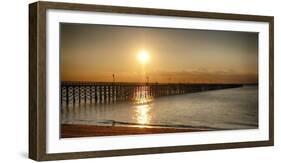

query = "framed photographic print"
[29, 1, 274, 161]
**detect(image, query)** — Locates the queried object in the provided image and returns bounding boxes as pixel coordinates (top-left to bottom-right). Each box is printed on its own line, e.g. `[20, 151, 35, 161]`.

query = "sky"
[60, 23, 258, 84]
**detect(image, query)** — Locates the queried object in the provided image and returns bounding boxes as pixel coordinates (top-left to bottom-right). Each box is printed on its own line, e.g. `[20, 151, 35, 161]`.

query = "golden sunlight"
[135, 104, 151, 126]
[137, 50, 150, 64]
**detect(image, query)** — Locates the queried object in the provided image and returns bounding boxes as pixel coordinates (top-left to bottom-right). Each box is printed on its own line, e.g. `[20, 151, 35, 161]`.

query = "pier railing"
[60, 81, 242, 106]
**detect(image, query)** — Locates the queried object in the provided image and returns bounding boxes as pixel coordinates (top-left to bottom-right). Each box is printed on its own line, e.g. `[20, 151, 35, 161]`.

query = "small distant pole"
[112, 74, 115, 83]
[112, 74, 116, 102]
[146, 76, 149, 85]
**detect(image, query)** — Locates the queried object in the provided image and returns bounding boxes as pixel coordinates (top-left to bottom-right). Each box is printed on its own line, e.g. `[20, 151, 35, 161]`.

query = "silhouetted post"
[116, 85, 118, 102]
[60, 86, 63, 105]
[78, 86, 81, 104]
[84, 86, 86, 104]
[90, 86, 93, 104]
[104, 85, 107, 103]
[94, 85, 97, 103]
[99, 86, 102, 103]
[108, 85, 111, 103]
[121, 85, 125, 101]
[113, 85, 115, 102]
[66, 86, 69, 105]
[73, 86, 76, 105]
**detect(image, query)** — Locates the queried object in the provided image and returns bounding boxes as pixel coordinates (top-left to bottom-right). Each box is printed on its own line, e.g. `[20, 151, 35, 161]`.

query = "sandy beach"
[61, 124, 212, 138]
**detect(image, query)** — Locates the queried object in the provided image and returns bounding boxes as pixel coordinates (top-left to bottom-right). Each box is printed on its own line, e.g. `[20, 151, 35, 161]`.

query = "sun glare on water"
[135, 104, 152, 126]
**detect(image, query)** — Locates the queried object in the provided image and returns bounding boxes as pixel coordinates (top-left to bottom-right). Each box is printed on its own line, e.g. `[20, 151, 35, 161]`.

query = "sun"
[138, 50, 150, 64]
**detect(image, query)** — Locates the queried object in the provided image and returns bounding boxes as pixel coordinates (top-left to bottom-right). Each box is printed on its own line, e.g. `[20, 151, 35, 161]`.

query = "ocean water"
[61, 86, 258, 130]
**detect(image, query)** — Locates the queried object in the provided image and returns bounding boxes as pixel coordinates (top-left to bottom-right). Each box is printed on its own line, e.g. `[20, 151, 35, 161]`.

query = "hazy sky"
[60, 23, 258, 84]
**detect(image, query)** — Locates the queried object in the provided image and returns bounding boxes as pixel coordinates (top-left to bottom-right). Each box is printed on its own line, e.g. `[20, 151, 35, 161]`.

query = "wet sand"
[61, 124, 212, 138]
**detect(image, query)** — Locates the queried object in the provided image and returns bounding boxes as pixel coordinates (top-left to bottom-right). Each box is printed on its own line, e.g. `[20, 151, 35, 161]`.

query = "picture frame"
[29, 1, 274, 161]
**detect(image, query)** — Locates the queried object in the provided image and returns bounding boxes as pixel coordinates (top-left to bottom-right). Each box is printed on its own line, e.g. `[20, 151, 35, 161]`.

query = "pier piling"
[61, 81, 242, 106]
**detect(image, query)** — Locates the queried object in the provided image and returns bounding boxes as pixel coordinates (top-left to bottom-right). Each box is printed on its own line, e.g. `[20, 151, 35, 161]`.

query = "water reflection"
[132, 87, 153, 127]
[62, 87, 258, 130]
[134, 104, 152, 126]
[133, 86, 153, 104]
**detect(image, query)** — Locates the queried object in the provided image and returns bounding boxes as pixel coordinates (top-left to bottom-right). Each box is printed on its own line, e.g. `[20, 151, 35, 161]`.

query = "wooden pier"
[60, 81, 242, 106]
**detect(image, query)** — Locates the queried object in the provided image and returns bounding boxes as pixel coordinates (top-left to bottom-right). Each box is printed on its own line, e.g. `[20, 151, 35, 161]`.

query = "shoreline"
[61, 124, 213, 138]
